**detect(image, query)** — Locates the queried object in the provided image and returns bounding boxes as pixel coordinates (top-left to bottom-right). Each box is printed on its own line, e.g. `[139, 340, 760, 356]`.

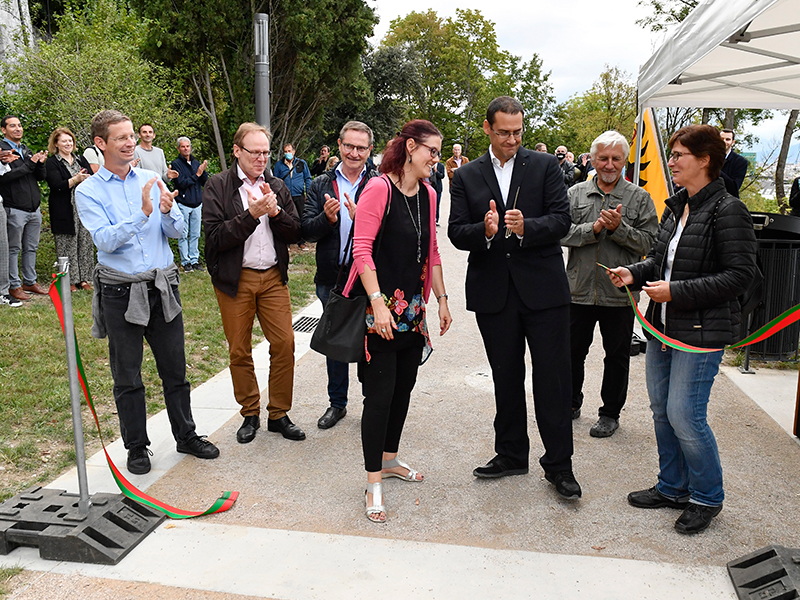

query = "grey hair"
[590, 130, 630, 159]
[339, 120, 374, 146]
[177, 136, 191, 147]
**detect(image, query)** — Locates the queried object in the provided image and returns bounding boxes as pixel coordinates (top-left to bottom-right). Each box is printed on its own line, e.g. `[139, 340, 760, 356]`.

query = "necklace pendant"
[417, 247, 421, 263]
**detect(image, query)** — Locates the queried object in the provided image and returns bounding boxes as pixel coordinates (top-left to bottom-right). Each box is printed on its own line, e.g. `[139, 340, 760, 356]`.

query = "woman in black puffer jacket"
[608, 124, 757, 535]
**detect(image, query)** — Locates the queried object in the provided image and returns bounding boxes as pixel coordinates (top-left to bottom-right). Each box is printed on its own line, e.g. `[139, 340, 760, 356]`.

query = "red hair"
[380, 120, 442, 179]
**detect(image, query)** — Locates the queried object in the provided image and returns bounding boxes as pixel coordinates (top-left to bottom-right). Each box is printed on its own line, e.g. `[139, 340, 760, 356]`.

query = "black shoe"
[674, 503, 722, 534]
[267, 415, 306, 440]
[589, 416, 619, 438]
[571, 407, 581, 420]
[544, 470, 582, 500]
[473, 455, 528, 479]
[177, 435, 220, 459]
[628, 486, 690, 509]
[236, 415, 260, 444]
[318, 406, 347, 429]
[127, 446, 152, 475]
[182, 263, 193, 272]
[192, 263, 204, 272]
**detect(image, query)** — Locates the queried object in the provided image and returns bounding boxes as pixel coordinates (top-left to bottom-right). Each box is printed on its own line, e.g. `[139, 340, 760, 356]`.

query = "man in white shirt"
[133, 124, 179, 183]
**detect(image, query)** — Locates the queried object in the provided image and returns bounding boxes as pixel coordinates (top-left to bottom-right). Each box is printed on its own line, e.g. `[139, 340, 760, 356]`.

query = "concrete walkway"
[4, 187, 800, 600]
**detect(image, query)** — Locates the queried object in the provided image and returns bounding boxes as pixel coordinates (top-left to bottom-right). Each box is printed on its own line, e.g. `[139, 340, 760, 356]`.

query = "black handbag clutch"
[310, 178, 391, 363]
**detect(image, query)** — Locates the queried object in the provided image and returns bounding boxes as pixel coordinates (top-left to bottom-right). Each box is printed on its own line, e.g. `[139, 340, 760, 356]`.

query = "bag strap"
[334, 176, 391, 289]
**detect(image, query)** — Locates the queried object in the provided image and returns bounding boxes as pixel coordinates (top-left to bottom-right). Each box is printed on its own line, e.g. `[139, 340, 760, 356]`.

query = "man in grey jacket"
[561, 130, 658, 438]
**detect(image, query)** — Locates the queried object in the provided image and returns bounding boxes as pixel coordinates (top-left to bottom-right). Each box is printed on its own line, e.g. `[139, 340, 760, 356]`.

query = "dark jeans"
[316, 283, 350, 408]
[361, 341, 422, 472]
[569, 303, 634, 420]
[101, 283, 196, 449]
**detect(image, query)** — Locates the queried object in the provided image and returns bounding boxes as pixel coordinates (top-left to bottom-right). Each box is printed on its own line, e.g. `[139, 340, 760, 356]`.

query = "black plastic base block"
[0, 486, 166, 565]
[728, 544, 800, 600]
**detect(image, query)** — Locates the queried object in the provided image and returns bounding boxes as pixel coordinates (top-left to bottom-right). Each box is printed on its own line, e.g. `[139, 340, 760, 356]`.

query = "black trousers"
[476, 284, 573, 473]
[101, 283, 196, 449]
[569, 303, 634, 420]
[360, 338, 422, 472]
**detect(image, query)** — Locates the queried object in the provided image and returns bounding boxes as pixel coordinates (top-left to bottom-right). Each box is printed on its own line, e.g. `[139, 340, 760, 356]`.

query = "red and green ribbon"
[49, 273, 238, 518]
[598, 264, 800, 354]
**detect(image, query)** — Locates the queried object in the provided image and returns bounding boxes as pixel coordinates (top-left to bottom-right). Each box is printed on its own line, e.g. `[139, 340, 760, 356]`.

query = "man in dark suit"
[720, 129, 748, 198]
[448, 96, 580, 500]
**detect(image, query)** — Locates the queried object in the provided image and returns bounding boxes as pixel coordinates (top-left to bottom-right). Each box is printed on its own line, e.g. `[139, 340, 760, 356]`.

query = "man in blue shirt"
[76, 110, 219, 475]
[301, 121, 377, 429]
[273, 142, 312, 247]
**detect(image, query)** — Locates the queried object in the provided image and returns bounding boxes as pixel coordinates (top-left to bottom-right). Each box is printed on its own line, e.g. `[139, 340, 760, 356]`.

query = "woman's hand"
[438, 300, 452, 335]
[642, 280, 672, 302]
[371, 298, 397, 341]
[607, 266, 633, 288]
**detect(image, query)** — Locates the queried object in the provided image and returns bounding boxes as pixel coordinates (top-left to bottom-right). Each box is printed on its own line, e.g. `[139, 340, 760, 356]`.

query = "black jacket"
[170, 155, 208, 208]
[0, 140, 46, 212]
[45, 154, 92, 235]
[202, 162, 300, 297]
[626, 178, 757, 348]
[720, 151, 749, 198]
[301, 167, 378, 286]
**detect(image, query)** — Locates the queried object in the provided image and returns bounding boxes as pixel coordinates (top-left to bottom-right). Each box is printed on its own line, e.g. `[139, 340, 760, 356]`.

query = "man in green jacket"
[561, 130, 658, 438]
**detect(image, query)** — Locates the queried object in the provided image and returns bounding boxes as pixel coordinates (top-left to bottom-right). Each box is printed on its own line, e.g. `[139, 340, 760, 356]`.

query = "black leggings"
[361, 344, 423, 472]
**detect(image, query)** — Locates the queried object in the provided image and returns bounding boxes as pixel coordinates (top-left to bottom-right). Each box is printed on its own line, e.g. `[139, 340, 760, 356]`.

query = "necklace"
[400, 187, 422, 263]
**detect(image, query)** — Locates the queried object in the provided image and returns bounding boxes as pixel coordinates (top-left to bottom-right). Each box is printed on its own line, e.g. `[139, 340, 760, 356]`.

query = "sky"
[367, 0, 796, 162]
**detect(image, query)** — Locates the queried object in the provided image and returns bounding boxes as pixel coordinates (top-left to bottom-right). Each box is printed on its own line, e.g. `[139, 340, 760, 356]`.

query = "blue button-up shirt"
[75, 166, 184, 274]
[3, 138, 21, 153]
[334, 164, 366, 263]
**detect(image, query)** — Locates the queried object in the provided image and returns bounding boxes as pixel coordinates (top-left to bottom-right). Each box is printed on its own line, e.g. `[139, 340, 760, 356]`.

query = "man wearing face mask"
[274, 143, 312, 247]
[555, 145, 576, 188]
[561, 131, 658, 438]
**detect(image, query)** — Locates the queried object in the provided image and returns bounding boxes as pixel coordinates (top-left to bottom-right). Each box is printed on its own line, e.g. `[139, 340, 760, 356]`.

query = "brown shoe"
[22, 282, 48, 295]
[9, 287, 31, 301]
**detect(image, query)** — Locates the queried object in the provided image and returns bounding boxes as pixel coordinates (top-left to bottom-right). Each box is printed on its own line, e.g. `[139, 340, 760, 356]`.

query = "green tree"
[133, 0, 377, 167]
[1, 0, 199, 153]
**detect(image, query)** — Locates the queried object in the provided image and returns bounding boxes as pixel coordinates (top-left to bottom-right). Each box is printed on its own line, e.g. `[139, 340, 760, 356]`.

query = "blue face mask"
[285, 152, 293, 161]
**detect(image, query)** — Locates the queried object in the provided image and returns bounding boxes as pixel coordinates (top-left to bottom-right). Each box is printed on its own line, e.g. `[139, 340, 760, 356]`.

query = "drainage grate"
[293, 316, 320, 333]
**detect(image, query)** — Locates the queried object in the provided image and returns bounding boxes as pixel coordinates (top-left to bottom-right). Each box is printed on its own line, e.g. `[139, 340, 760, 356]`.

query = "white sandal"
[365, 482, 386, 523]
[381, 457, 423, 482]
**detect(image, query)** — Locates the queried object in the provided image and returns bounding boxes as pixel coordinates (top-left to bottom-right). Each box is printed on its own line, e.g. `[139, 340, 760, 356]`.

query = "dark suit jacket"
[202, 161, 300, 297]
[720, 151, 748, 198]
[45, 154, 92, 235]
[448, 146, 571, 314]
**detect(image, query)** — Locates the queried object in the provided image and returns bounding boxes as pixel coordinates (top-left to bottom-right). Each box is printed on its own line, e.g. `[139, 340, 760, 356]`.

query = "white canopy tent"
[638, 0, 800, 111]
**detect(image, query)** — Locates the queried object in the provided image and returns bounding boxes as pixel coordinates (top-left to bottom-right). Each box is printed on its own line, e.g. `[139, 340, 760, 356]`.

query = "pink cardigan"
[343, 174, 441, 301]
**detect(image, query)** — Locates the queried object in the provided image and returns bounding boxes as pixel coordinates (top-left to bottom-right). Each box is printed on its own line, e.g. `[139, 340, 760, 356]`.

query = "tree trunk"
[702, 108, 711, 124]
[724, 108, 736, 129]
[776, 109, 799, 207]
[192, 68, 228, 170]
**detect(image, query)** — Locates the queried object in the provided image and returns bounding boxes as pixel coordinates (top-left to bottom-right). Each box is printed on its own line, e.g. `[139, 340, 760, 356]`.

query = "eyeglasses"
[491, 128, 524, 140]
[417, 142, 441, 159]
[240, 147, 270, 159]
[668, 151, 692, 161]
[341, 142, 371, 155]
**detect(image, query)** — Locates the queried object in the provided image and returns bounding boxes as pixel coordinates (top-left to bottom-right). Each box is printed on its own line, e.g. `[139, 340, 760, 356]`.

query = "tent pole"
[650, 108, 674, 196]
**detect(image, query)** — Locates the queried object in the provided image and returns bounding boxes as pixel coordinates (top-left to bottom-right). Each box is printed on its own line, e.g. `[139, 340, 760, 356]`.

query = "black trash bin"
[748, 212, 800, 361]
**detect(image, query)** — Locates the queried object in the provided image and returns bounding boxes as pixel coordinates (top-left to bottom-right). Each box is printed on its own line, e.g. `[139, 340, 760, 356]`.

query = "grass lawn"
[0, 229, 317, 502]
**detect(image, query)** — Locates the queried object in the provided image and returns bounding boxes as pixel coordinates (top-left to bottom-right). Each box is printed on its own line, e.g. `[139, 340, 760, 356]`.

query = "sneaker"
[191, 263, 204, 272]
[628, 486, 689, 509]
[177, 435, 220, 459]
[127, 446, 152, 475]
[674, 503, 722, 534]
[544, 470, 582, 500]
[0, 294, 23, 308]
[182, 263, 193, 272]
[590, 416, 619, 438]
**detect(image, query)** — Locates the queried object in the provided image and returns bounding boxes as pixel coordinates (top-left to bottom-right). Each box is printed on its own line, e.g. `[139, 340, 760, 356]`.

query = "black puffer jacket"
[626, 177, 757, 348]
[301, 167, 378, 286]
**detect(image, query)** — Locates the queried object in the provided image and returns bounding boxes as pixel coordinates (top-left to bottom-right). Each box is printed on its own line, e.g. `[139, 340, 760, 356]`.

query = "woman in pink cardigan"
[343, 120, 453, 523]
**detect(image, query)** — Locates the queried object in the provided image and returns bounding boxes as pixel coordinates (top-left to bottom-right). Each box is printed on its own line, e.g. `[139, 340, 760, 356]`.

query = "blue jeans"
[645, 339, 724, 506]
[316, 283, 349, 408]
[6, 206, 41, 288]
[178, 203, 202, 266]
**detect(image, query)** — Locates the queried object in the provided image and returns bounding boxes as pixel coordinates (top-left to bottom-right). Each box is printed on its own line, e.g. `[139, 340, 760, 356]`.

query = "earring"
[408, 156, 412, 163]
